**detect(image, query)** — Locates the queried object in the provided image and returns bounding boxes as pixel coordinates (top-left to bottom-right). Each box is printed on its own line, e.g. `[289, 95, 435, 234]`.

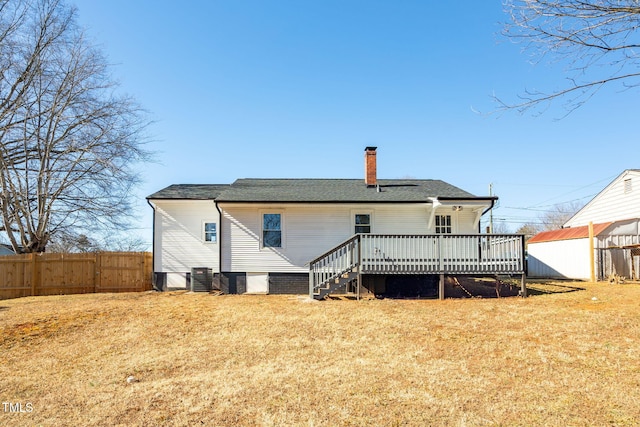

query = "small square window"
[435, 215, 452, 234]
[204, 222, 217, 243]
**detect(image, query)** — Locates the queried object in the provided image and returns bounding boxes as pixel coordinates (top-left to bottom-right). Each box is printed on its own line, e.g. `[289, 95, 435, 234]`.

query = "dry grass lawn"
[1, 281, 640, 426]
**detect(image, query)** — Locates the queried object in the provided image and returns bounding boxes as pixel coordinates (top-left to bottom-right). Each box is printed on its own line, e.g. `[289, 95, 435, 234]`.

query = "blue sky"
[72, 0, 638, 247]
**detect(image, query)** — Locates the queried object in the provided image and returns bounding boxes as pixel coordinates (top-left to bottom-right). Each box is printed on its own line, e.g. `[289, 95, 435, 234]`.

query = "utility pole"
[489, 183, 493, 234]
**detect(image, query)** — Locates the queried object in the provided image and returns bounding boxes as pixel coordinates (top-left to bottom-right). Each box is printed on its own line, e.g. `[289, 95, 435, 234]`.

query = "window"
[263, 213, 282, 248]
[624, 178, 632, 194]
[355, 214, 371, 234]
[204, 222, 217, 243]
[435, 215, 452, 234]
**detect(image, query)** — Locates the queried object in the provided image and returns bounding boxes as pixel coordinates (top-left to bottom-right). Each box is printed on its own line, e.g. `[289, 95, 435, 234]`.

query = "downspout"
[427, 197, 441, 230]
[480, 199, 497, 233]
[146, 199, 160, 291]
[214, 200, 223, 291]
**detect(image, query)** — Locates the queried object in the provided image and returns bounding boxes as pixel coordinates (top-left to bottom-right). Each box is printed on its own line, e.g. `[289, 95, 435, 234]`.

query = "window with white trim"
[262, 213, 282, 248]
[204, 222, 217, 243]
[435, 215, 452, 234]
[355, 214, 371, 234]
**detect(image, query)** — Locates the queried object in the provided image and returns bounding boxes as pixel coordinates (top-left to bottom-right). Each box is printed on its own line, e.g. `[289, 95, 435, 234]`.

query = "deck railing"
[360, 234, 525, 274]
[310, 234, 525, 295]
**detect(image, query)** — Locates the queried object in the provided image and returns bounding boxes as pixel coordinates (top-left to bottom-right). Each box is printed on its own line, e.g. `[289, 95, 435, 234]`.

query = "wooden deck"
[309, 234, 526, 299]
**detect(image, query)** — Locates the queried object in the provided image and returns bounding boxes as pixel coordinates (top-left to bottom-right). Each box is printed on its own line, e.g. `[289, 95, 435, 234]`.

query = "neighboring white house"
[0, 244, 15, 256]
[527, 170, 640, 280]
[147, 147, 521, 296]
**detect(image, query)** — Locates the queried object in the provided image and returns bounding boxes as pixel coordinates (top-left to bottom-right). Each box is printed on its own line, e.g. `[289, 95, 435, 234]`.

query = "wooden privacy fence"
[0, 252, 153, 300]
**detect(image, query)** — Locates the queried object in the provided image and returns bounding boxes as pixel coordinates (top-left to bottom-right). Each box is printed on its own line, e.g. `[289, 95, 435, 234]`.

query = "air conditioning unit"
[190, 267, 213, 292]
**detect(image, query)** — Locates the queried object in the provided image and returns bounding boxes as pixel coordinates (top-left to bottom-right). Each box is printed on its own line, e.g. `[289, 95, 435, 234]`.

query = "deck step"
[314, 271, 358, 300]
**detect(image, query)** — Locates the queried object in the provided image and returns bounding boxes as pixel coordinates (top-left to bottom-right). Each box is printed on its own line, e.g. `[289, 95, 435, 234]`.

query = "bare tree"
[47, 231, 148, 253]
[515, 222, 542, 242]
[0, 0, 151, 253]
[492, 220, 513, 234]
[46, 232, 98, 253]
[501, 1, 640, 113]
[538, 200, 584, 230]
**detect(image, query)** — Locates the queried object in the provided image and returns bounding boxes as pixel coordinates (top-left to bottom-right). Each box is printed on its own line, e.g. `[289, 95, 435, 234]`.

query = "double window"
[262, 213, 282, 248]
[435, 215, 452, 234]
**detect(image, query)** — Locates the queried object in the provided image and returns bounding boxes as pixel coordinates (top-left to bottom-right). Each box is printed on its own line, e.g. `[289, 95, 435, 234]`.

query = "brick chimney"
[364, 146, 377, 187]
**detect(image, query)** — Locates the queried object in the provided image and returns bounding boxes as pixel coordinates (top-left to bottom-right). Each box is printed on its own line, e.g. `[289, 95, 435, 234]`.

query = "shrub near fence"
[0, 252, 153, 300]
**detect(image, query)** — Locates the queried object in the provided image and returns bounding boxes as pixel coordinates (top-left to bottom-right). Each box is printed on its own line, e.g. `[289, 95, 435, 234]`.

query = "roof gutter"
[214, 199, 488, 204]
[481, 197, 498, 216]
[157, 196, 499, 204]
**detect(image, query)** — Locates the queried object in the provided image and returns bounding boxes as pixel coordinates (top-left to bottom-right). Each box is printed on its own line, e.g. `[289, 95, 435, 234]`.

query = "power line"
[522, 175, 616, 209]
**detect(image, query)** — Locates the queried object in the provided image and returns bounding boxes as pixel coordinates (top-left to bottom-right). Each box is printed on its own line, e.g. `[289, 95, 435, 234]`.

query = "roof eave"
[147, 196, 217, 201]
[216, 199, 433, 204]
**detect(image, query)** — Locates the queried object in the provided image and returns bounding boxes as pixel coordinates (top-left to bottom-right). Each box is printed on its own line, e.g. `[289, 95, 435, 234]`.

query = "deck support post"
[439, 274, 445, 300]
[357, 238, 362, 301]
[309, 268, 313, 299]
[520, 274, 527, 298]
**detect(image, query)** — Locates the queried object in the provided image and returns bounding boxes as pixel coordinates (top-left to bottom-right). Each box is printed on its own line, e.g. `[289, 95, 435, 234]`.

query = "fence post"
[589, 221, 596, 282]
[31, 253, 38, 296]
[94, 253, 100, 293]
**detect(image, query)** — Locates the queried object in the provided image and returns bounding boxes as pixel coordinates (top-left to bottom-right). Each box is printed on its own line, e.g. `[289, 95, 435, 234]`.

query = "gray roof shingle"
[146, 184, 230, 200]
[217, 179, 476, 202]
[148, 179, 488, 203]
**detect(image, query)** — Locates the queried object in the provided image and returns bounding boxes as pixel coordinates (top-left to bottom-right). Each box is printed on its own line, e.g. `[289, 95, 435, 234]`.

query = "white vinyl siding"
[220, 203, 484, 273]
[565, 171, 640, 227]
[222, 205, 350, 273]
[152, 200, 220, 273]
[427, 209, 476, 234]
[456, 209, 480, 233]
[152, 200, 488, 276]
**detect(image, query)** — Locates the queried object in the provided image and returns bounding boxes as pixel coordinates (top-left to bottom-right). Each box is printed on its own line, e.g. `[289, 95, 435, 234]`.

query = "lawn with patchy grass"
[1, 281, 640, 426]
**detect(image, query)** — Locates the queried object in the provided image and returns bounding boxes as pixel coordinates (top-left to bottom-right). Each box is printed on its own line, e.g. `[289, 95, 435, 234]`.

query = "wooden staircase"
[310, 235, 361, 300]
[313, 269, 358, 300]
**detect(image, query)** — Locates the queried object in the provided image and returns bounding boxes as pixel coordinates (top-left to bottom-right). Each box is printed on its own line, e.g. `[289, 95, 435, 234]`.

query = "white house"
[527, 170, 640, 280]
[148, 148, 526, 298]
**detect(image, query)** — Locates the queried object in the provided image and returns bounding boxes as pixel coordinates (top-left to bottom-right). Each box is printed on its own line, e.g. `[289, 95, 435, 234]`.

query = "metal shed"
[527, 219, 640, 281]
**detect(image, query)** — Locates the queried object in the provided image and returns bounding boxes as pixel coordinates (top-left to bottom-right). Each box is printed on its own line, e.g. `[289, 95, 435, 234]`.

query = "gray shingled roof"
[217, 179, 477, 202]
[148, 179, 486, 203]
[146, 184, 230, 200]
